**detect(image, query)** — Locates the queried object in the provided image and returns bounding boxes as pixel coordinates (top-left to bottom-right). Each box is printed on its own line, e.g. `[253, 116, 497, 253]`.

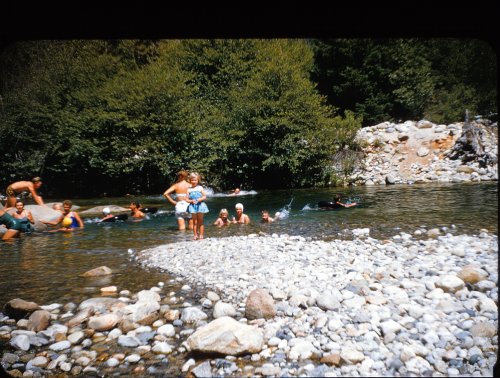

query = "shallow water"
[0, 182, 497, 307]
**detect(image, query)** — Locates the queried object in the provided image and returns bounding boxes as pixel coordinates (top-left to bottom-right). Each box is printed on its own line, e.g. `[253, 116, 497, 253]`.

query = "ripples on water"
[0, 182, 497, 306]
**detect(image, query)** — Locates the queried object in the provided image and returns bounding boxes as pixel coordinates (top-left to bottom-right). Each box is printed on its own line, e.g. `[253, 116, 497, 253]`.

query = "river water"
[0, 182, 497, 308]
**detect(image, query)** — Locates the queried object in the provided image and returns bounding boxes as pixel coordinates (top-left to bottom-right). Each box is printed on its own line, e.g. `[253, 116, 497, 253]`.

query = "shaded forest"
[0, 38, 496, 196]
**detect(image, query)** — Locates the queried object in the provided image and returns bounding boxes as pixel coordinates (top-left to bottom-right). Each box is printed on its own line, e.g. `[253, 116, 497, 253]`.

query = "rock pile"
[348, 119, 498, 186]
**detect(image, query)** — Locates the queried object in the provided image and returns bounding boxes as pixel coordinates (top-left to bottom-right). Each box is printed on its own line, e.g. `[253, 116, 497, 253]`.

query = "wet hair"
[63, 199, 72, 207]
[219, 208, 229, 217]
[15, 200, 24, 206]
[131, 201, 141, 208]
[32, 177, 42, 183]
[261, 210, 269, 216]
[334, 194, 341, 202]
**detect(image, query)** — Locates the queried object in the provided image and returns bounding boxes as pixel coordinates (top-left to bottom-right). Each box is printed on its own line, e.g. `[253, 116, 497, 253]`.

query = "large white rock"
[88, 313, 120, 331]
[186, 316, 264, 355]
[435, 275, 465, 293]
[213, 301, 237, 318]
[288, 338, 317, 360]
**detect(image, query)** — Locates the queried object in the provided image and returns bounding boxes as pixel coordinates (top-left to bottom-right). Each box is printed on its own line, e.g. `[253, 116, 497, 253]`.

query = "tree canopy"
[0, 38, 495, 196]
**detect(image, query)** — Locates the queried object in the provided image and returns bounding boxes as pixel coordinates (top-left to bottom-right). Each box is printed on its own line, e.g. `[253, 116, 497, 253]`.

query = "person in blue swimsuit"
[41, 199, 84, 229]
[187, 172, 209, 240]
[0, 208, 22, 240]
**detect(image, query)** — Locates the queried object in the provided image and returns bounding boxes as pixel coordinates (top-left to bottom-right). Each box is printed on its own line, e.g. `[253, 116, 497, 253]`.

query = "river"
[0, 182, 497, 308]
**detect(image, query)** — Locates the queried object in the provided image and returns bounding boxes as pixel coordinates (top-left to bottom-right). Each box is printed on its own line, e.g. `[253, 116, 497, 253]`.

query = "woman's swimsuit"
[174, 193, 190, 218]
[0, 212, 22, 231]
[13, 211, 33, 233]
[188, 186, 209, 214]
[64, 211, 80, 228]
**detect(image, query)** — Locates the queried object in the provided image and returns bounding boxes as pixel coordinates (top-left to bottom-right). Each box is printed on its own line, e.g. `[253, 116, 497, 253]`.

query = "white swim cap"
[235, 203, 244, 210]
[102, 207, 111, 215]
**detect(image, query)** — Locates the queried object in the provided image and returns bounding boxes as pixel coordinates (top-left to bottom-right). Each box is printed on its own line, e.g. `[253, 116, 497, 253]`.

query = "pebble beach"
[2, 228, 497, 377]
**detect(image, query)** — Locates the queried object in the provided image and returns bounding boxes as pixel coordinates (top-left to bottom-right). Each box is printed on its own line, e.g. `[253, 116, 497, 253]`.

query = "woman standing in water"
[163, 170, 193, 231]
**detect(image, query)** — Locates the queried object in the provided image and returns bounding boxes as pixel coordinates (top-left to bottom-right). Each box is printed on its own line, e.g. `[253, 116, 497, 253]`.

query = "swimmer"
[0, 208, 22, 240]
[130, 202, 145, 219]
[99, 207, 115, 222]
[232, 203, 250, 224]
[214, 208, 231, 226]
[12, 200, 35, 233]
[333, 194, 357, 208]
[261, 210, 274, 223]
[41, 200, 84, 229]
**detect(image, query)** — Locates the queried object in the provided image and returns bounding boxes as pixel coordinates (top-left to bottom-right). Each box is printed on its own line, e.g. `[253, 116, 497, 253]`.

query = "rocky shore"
[347, 118, 498, 186]
[1, 229, 497, 376]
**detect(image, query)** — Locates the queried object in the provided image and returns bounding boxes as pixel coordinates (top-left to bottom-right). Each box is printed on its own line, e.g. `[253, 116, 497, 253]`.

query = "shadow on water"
[0, 182, 497, 307]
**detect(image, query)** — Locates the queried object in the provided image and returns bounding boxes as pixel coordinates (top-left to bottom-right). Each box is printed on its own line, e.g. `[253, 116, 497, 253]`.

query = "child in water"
[261, 210, 274, 223]
[187, 172, 209, 240]
[42, 200, 84, 229]
[214, 208, 231, 227]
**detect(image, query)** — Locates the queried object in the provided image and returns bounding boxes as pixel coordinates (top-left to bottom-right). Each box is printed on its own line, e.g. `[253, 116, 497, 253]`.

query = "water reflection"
[1, 182, 497, 307]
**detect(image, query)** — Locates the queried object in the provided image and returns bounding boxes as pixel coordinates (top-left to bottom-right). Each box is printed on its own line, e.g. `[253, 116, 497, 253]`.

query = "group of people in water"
[0, 177, 45, 240]
[0, 177, 156, 240]
[1, 173, 356, 241]
[162, 170, 270, 240]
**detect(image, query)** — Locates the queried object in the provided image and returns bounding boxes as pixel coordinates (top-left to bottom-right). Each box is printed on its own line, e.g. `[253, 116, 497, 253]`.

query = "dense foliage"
[310, 38, 497, 126]
[0, 38, 496, 196]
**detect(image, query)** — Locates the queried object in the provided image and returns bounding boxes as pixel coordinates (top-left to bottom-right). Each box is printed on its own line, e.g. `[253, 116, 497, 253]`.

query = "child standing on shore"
[187, 172, 209, 240]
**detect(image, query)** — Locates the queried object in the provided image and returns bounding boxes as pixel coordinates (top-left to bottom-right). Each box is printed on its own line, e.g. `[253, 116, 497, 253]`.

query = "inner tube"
[141, 207, 158, 214]
[318, 201, 346, 209]
[101, 214, 128, 223]
[318, 201, 358, 209]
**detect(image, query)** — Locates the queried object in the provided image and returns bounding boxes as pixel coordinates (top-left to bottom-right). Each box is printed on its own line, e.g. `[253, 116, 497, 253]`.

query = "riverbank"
[1, 230, 497, 376]
[347, 118, 498, 186]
